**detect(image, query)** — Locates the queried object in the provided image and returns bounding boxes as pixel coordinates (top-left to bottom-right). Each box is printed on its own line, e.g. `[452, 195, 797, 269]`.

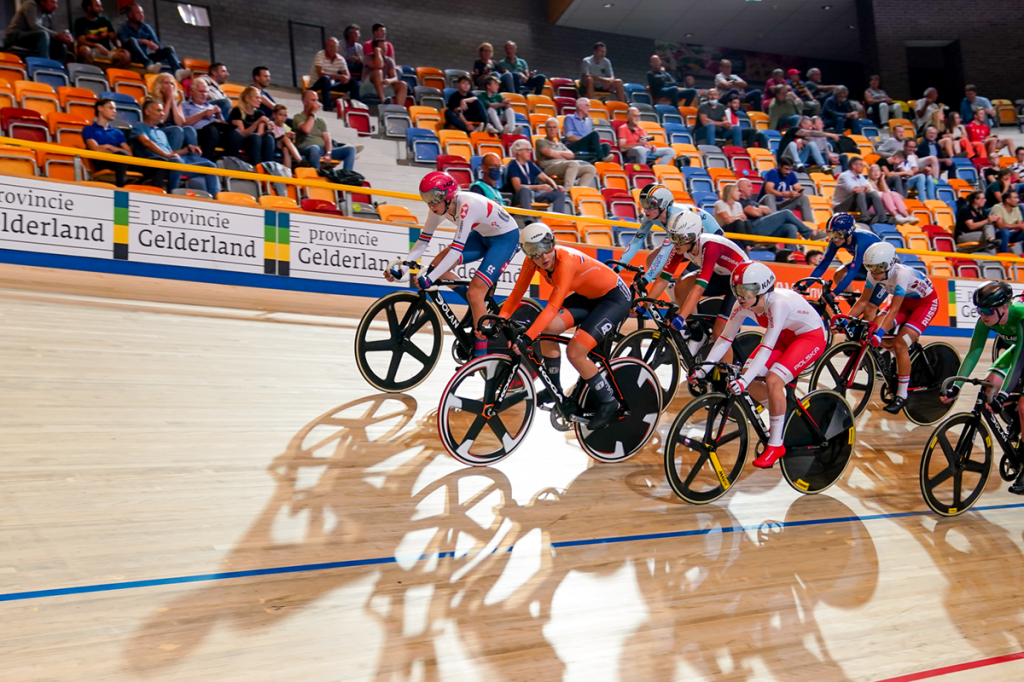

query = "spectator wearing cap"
[536, 117, 597, 189]
[83, 97, 132, 187]
[961, 84, 995, 128]
[580, 42, 627, 102]
[864, 75, 901, 126]
[4, 0, 73, 62]
[562, 98, 611, 162]
[821, 86, 866, 134]
[445, 74, 487, 133]
[694, 89, 742, 147]
[117, 3, 182, 74]
[309, 37, 350, 110]
[341, 25, 363, 91]
[496, 41, 545, 96]
[768, 84, 802, 131]
[473, 42, 514, 92]
[470, 153, 508, 204]
[762, 69, 788, 112]
[787, 69, 819, 116]
[619, 106, 674, 165]
[647, 54, 695, 107]
[714, 59, 761, 110]
[505, 138, 566, 214]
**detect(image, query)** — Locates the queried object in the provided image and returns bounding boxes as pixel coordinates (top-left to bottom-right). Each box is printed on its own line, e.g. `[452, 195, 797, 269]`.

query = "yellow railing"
[1, 136, 1021, 266]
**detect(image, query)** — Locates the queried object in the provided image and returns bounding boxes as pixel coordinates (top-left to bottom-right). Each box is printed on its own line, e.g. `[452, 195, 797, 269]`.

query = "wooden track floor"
[1, 264, 1023, 682]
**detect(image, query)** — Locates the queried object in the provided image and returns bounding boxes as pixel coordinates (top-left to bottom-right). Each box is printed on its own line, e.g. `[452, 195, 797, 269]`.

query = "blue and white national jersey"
[866, 262, 934, 305]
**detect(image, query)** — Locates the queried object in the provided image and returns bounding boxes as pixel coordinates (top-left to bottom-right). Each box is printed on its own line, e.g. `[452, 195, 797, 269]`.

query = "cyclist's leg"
[756, 329, 826, 465]
[891, 294, 938, 404]
[704, 273, 736, 362]
[567, 281, 631, 427]
[537, 295, 591, 401]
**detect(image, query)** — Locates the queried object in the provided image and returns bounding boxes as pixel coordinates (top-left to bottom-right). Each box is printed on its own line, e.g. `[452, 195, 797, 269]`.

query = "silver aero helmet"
[520, 222, 556, 259]
[638, 183, 674, 212]
[863, 241, 897, 277]
[666, 209, 703, 246]
[730, 261, 776, 299]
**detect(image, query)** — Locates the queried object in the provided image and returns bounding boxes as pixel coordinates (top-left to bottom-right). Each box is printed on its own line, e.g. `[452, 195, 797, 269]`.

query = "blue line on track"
[2, 502, 1023, 603]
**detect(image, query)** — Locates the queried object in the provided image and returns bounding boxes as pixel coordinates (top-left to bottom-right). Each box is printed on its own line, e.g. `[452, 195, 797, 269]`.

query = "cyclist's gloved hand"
[942, 384, 960, 402]
[415, 274, 432, 290]
[990, 390, 1010, 412]
[387, 264, 405, 281]
[832, 317, 849, 333]
[670, 315, 690, 340]
[688, 367, 706, 384]
[514, 335, 537, 361]
[727, 378, 747, 395]
[793, 281, 809, 294]
[868, 327, 885, 348]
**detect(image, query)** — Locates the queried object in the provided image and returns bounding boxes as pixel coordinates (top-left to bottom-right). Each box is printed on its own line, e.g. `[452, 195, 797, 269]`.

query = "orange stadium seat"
[0, 53, 26, 85]
[0, 145, 38, 177]
[606, 101, 629, 121]
[15, 80, 58, 117]
[527, 95, 556, 117]
[294, 167, 337, 203]
[259, 195, 298, 210]
[57, 86, 96, 119]
[378, 205, 419, 224]
[106, 68, 147, 102]
[501, 92, 529, 118]
[219, 191, 259, 207]
[46, 112, 88, 148]
[416, 67, 446, 91]
[470, 131, 503, 157]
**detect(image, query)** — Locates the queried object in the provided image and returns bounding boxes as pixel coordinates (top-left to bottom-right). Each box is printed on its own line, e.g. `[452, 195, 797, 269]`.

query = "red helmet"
[419, 171, 459, 204]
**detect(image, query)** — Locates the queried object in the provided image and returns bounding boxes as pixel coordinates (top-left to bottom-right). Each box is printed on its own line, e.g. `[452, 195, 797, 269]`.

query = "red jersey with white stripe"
[684, 233, 749, 286]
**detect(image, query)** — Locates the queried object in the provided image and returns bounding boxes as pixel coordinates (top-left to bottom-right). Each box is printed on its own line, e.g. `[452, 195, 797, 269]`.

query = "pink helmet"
[419, 171, 459, 204]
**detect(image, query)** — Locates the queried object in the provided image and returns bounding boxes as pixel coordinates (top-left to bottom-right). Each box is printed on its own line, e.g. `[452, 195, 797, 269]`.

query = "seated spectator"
[505, 138, 566, 214]
[833, 157, 888, 223]
[496, 41, 545, 96]
[804, 68, 837, 104]
[810, 116, 840, 166]
[479, 75, 518, 134]
[888, 148, 935, 201]
[229, 86, 277, 167]
[682, 74, 703, 100]
[714, 183, 754, 239]
[1009, 147, 1024, 193]
[939, 110, 972, 158]
[767, 84, 802, 130]
[3, 0, 73, 62]
[694, 89, 741, 147]
[292, 90, 357, 172]
[252, 66, 278, 117]
[361, 38, 408, 105]
[759, 158, 813, 220]
[580, 42, 626, 102]
[149, 73, 199, 154]
[83, 98, 132, 187]
[780, 116, 837, 170]
[806, 249, 824, 266]
[648, 54, 695, 107]
[118, 3, 182, 74]
[982, 152, 1002, 187]
[915, 125, 952, 174]
[445, 74, 487, 133]
[536, 117, 596, 189]
[342, 25, 363, 94]
[955, 190, 997, 250]
[473, 42, 513, 92]
[762, 69, 788, 112]
[913, 88, 942, 134]
[268, 104, 302, 169]
[197, 62, 233, 120]
[989, 189, 1024, 254]
[619, 106, 674, 165]
[182, 77, 240, 162]
[469, 152, 507, 204]
[787, 69, 820, 116]
[309, 37, 351, 110]
[737, 177, 822, 242]
[362, 23, 393, 60]
[864, 75, 902, 126]
[133, 98, 219, 196]
[875, 124, 907, 157]
[714, 59, 760, 110]
[985, 167, 1013, 207]
[961, 84, 995, 128]
[822, 86, 866, 134]
[775, 249, 796, 263]
[74, 0, 129, 68]
[866, 163, 913, 224]
[904, 138, 940, 183]
[562, 98, 611, 162]
[966, 107, 1012, 157]
[725, 96, 758, 147]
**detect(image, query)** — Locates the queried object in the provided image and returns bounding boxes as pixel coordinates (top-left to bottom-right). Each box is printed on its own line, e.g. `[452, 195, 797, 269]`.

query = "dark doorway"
[906, 40, 963, 106]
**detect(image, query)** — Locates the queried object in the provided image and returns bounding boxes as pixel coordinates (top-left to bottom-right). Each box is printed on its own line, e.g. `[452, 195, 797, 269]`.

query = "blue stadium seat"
[949, 158, 978, 185]
[935, 182, 957, 210]
[735, 110, 752, 130]
[655, 104, 683, 127]
[663, 122, 692, 145]
[860, 125, 881, 143]
[406, 128, 441, 164]
[26, 57, 68, 90]
[100, 91, 141, 124]
[624, 83, 651, 105]
[749, 250, 776, 262]
[757, 129, 782, 154]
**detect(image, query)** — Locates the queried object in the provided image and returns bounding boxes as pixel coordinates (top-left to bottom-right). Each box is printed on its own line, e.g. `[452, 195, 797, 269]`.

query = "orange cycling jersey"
[500, 246, 620, 339]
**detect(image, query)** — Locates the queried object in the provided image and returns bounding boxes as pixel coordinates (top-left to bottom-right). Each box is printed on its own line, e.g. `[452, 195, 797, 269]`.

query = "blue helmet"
[825, 212, 856, 240]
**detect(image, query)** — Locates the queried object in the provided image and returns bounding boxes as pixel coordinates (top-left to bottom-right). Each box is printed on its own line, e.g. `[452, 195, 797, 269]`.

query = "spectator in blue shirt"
[82, 98, 132, 186]
[118, 3, 182, 74]
[133, 98, 219, 196]
[758, 158, 813, 220]
[562, 98, 611, 162]
[961, 84, 996, 128]
[821, 86, 867, 135]
[505, 139, 566, 214]
[495, 41, 545, 96]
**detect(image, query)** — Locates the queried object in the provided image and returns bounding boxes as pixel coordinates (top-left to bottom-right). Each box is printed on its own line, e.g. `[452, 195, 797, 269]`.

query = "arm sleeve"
[499, 258, 535, 318]
[429, 200, 474, 277]
[808, 242, 838, 280]
[703, 308, 747, 366]
[1001, 316, 1024, 392]
[644, 236, 674, 283]
[619, 220, 651, 266]
[868, 282, 888, 307]
[525, 262, 573, 340]
[835, 238, 867, 294]
[408, 210, 441, 262]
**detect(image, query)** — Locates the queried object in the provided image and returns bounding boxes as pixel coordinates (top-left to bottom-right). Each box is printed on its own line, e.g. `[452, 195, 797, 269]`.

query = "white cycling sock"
[897, 374, 910, 400]
[768, 414, 786, 447]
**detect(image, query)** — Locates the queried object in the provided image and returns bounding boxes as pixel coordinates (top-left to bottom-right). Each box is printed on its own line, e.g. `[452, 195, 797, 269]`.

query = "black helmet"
[638, 183, 674, 212]
[973, 280, 1013, 310]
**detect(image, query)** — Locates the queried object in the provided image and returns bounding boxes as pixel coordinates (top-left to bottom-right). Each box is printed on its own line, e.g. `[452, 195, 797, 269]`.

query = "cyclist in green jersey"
[942, 281, 1024, 493]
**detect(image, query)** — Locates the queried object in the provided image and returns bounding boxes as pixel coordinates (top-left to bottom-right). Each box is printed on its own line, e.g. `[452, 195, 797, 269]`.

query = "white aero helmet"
[863, 241, 897, 277]
[666, 209, 703, 246]
[638, 183, 675, 212]
[730, 261, 776, 299]
[520, 222, 556, 258]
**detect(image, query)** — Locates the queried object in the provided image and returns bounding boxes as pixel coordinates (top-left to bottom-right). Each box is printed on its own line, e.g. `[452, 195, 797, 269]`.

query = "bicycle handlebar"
[941, 376, 995, 392]
[386, 259, 422, 282]
[478, 314, 527, 339]
[830, 314, 878, 337]
[605, 259, 644, 275]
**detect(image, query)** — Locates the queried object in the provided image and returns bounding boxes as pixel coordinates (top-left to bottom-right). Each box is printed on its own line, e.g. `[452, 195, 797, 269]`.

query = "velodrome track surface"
[2, 263, 1023, 682]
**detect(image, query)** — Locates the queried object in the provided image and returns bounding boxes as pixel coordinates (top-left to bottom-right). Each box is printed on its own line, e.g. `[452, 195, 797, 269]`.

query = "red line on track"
[875, 651, 1024, 682]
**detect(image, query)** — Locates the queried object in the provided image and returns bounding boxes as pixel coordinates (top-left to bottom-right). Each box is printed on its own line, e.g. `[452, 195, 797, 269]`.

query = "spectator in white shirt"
[832, 157, 888, 223]
[714, 59, 761, 111]
[580, 42, 626, 102]
[309, 37, 351, 109]
[913, 87, 942, 134]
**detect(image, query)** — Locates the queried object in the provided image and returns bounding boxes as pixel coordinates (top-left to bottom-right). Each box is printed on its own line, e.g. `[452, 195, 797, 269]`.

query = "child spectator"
[270, 104, 302, 169]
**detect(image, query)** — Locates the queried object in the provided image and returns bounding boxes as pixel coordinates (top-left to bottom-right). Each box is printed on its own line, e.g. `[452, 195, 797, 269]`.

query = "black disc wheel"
[779, 390, 855, 495]
[355, 291, 442, 393]
[920, 413, 992, 516]
[612, 328, 681, 409]
[732, 331, 763, 367]
[576, 357, 663, 462]
[664, 393, 749, 504]
[438, 355, 536, 466]
[807, 341, 875, 418]
[905, 342, 961, 426]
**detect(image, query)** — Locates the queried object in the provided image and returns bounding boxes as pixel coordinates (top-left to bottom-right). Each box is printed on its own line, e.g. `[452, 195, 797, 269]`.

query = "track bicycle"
[807, 314, 960, 424]
[664, 362, 856, 504]
[355, 260, 542, 393]
[437, 314, 662, 466]
[919, 376, 1023, 516]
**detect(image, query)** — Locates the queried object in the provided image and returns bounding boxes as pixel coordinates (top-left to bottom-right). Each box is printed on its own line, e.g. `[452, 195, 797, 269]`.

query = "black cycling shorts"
[558, 278, 632, 350]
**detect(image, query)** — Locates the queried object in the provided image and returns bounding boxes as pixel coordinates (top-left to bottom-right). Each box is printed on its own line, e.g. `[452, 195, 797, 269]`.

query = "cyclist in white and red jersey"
[691, 262, 827, 468]
[847, 241, 939, 414]
[384, 171, 520, 355]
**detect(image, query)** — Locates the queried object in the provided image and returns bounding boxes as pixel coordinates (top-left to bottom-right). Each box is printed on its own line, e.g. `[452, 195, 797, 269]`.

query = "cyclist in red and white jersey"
[691, 262, 827, 468]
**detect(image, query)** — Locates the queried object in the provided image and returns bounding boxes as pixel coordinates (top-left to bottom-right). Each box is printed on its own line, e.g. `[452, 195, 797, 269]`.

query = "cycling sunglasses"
[977, 306, 1000, 317]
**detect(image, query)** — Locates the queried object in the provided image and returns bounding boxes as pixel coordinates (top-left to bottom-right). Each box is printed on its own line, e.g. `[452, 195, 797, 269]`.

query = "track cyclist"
[797, 212, 881, 296]
[498, 223, 632, 430]
[846, 242, 940, 414]
[384, 171, 520, 356]
[942, 281, 1024, 493]
[690, 262, 827, 468]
